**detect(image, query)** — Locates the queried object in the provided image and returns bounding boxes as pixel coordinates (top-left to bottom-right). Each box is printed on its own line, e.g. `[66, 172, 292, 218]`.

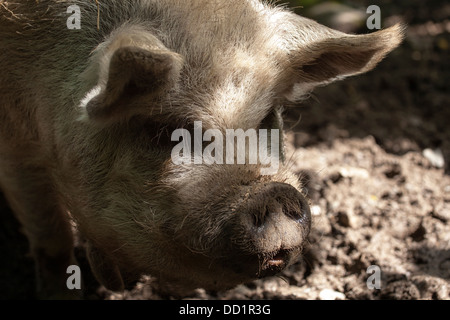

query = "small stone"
[339, 167, 369, 179]
[311, 205, 322, 216]
[423, 148, 445, 168]
[319, 289, 346, 300]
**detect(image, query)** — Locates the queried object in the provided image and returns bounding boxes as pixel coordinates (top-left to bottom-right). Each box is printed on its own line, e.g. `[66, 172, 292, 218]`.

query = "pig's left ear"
[82, 45, 183, 124]
[284, 23, 404, 101]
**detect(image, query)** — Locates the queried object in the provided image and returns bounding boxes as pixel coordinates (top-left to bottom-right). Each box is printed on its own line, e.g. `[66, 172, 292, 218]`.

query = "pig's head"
[73, 1, 403, 292]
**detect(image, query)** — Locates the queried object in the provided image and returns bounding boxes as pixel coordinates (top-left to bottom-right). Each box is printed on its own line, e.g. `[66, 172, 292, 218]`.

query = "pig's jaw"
[146, 243, 306, 292]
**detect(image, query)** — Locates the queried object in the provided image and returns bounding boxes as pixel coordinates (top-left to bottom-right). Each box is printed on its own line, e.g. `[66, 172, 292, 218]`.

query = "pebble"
[311, 205, 322, 216]
[319, 289, 346, 300]
[339, 167, 369, 179]
[423, 148, 445, 168]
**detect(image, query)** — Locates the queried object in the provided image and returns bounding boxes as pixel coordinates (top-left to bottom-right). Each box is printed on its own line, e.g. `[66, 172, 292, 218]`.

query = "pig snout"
[244, 182, 310, 228]
[226, 182, 311, 278]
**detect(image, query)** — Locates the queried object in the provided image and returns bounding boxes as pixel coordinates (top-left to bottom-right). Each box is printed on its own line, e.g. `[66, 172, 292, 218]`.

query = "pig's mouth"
[259, 249, 291, 277]
[219, 245, 304, 283]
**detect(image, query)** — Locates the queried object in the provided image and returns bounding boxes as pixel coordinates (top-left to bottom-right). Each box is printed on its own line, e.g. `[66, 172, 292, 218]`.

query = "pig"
[0, 0, 403, 298]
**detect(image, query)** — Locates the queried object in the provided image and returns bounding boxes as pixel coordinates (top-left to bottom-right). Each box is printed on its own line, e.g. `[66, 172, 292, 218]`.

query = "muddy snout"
[227, 182, 311, 279]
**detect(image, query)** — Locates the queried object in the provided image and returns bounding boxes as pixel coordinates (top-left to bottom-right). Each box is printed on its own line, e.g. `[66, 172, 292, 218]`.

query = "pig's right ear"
[283, 23, 404, 102]
[81, 46, 183, 124]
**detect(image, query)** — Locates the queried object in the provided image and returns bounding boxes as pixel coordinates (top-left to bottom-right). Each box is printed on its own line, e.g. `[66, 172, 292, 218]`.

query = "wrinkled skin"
[0, 0, 403, 297]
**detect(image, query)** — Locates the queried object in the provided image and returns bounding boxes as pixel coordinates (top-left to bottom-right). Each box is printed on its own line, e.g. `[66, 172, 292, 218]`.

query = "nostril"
[252, 211, 263, 228]
[282, 194, 311, 225]
[251, 206, 270, 227]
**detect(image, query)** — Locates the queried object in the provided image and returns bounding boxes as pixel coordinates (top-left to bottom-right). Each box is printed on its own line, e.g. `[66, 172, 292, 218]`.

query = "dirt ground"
[0, 1, 449, 300]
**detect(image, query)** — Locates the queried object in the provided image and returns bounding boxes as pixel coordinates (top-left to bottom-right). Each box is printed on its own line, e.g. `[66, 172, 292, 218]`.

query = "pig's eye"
[140, 118, 200, 153]
[141, 119, 181, 148]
